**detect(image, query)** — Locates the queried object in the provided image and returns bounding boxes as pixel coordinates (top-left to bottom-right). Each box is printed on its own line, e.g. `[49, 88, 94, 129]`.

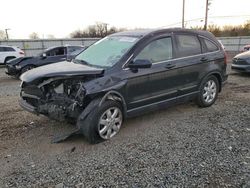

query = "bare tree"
[88, 25, 98, 37]
[0, 30, 6, 40]
[46, 34, 55, 39]
[70, 23, 126, 38]
[96, 22, 107, 37]
[29, 32, 39, 39]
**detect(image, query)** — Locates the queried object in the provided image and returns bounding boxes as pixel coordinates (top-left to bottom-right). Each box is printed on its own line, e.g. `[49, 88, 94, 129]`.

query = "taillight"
[19, 51, 25, 55]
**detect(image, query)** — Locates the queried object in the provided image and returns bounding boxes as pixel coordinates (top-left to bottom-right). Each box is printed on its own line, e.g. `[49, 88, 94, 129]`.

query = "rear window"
[175, 34, 201, 57]
[46, 47, 66, 56]
[3, 47, 15, 52]
[204, 38, 219, 52]
[68, 46, 84, 55]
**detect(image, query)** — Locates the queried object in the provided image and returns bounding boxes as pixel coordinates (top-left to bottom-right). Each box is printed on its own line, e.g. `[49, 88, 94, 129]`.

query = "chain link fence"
[0, 36, 250, 57]
[0, 38, 99, 56]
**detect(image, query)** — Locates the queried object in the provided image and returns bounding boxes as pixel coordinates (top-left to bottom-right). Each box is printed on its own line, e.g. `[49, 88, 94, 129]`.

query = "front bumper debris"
[19, 98, 38, 114]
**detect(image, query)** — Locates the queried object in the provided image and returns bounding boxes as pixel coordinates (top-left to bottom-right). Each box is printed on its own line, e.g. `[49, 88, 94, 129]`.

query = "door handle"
[165, 63, 176, 69]
[200, 57, 208, 62]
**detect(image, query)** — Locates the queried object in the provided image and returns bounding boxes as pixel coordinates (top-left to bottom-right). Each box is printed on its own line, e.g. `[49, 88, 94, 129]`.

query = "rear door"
[172, 33, 205, 96]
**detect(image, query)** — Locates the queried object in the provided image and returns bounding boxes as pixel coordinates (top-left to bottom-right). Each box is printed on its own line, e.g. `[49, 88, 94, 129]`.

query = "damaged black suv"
[20, 28, 228, 143]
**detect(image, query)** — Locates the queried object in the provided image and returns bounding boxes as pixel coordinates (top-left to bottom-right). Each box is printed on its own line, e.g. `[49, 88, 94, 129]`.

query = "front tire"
[79, 100, 123, 144]
[196, 75, 219, 107]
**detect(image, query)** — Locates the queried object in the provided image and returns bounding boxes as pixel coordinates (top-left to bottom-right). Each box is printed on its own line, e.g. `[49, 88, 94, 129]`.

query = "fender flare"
[200, 71, 223, 92]
[99, 90, 127, 118]
[77, 90, 127, 131]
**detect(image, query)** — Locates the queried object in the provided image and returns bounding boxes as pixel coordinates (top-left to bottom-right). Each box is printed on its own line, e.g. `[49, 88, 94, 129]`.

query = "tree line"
[71, 21, 250, 38]
[70, 22, 126, 38]
[192, 20, 250, 37]
[1, 20, 250, 40]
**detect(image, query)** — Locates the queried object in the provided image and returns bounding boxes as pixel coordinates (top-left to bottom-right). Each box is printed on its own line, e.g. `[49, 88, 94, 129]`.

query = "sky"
[1, 0, 250, 39]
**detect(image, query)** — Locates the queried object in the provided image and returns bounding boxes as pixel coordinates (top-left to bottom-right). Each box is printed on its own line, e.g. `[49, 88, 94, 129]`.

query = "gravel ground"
[0, 63, 249, 188]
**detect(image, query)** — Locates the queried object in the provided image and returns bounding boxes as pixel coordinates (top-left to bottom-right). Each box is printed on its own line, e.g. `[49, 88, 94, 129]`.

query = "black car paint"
[231, 51, 250, 73]
[20, 28, 227, 122]
[20, 61, 104, 83]
[5, 46, 85, 76]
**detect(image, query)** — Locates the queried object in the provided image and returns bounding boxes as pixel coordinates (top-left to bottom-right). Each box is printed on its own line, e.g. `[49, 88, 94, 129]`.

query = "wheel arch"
[201, 71, 223, 92]
[99, 90, 127, 118]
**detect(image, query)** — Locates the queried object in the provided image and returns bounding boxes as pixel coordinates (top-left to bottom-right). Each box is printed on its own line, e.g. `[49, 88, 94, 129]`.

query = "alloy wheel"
[98, 107, 123, 140]
[203, 80, 217, 103]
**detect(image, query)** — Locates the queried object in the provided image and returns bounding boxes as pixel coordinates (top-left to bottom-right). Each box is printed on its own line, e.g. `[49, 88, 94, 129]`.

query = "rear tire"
[78, 100, 123, 144]
[196, 75, 219, 107]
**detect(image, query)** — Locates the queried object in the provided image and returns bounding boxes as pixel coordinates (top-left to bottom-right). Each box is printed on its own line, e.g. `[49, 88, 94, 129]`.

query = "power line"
[162, 15, 250, 28]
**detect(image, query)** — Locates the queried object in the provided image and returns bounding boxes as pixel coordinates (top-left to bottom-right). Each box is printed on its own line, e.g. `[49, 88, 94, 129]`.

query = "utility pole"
[204, 0, 209, 30]
[182, 0, 185, 28]
[5, 28, 10, 40]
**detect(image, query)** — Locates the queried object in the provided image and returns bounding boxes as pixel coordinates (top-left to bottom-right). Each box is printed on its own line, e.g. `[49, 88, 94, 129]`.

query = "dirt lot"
[0, 63, 249, 188]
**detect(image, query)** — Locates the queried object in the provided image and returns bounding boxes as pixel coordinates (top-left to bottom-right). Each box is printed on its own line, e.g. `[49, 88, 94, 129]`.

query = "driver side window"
[135, 37, 173, 63]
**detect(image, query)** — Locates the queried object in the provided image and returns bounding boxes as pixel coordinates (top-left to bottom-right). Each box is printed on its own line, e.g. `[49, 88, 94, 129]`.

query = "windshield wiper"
[73, 59, 91, 66]
[73, 59, 109, 69]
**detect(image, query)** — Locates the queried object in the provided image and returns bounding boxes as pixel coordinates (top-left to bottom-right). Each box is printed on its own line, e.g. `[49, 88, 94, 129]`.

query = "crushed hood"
[20, 61, 104, 83]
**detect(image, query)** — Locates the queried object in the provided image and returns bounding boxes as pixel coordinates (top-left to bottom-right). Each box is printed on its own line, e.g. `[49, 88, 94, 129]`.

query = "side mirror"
[66, 56, 73, 62]
[128, 59, 152, 69]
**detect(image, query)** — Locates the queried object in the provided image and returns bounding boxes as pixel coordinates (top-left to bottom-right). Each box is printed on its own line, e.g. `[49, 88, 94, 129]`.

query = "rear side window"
[68, 46, 84, 55]
[135, 37, 173, 63]
[0, 47, 4, 52]
[46, 47, 66, 56]
[3, 47, 15, 52]
[204, 38, 219, 52]
[175, 34, 201, 57]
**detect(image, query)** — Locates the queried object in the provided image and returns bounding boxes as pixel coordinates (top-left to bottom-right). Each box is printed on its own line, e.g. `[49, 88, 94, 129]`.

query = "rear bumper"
[231, 64, 250, 73]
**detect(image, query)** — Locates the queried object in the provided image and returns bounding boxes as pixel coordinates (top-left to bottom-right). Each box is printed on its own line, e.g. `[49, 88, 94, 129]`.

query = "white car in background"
[0, 45, 25, 64]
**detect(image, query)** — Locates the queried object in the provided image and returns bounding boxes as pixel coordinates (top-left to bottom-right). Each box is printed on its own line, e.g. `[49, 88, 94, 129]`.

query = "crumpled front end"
[19, 77, 93, 121]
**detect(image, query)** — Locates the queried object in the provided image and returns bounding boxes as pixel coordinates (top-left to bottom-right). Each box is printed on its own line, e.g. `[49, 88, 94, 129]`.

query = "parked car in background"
[242, 45, 250, 52]
[232, 51, 250, 73]
[19, 28, 228, 144]
[5, 45, 86, 77]
[0, 45, 25, 64]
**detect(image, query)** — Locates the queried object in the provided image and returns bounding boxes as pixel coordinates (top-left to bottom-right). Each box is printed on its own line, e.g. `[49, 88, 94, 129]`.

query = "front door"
[125, 36, 179, 110]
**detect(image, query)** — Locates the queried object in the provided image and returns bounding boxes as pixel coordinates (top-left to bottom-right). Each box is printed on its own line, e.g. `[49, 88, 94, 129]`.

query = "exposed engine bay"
[20, 76, 96, 121]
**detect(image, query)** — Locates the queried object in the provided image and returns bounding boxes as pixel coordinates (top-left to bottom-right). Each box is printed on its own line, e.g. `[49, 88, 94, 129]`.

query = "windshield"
[74, 36, 139, 68]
